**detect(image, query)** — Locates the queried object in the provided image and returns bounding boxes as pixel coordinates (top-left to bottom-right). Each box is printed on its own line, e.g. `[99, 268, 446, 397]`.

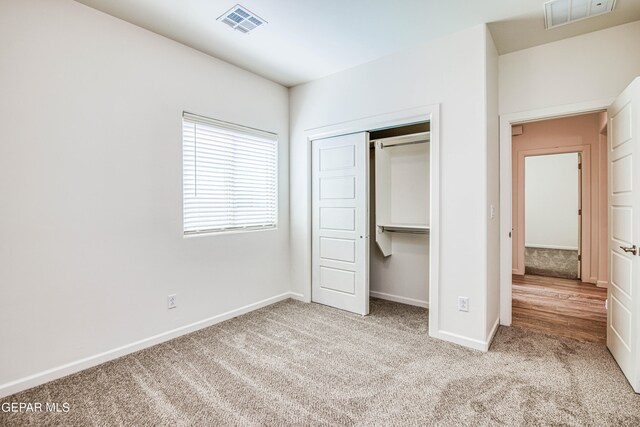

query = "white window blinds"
[182, 113, 278, 235]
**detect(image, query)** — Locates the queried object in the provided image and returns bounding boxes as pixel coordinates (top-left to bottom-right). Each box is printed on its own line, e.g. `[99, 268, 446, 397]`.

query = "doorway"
[310, 123, 431, 315]
[523, 152, 582, 280]
[508, 112, 609, 343]
[502, 77, 640, 391]
[305, 104, 442, 337]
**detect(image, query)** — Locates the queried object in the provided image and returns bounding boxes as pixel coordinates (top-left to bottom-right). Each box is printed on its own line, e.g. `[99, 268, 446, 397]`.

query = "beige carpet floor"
[1, 298, 639, 426]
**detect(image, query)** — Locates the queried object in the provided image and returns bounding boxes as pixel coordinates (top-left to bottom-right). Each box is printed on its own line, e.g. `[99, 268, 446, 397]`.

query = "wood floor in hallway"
[512, 274, 608, 344]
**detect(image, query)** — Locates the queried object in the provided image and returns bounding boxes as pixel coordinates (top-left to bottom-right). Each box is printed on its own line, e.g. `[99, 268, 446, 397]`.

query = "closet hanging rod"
[370, 131, 430, 150]
[380, 139, 429, 149]
[368, 139, 430, 150]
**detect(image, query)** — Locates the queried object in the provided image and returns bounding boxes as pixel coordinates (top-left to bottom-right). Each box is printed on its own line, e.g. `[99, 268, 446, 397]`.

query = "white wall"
[389, 144, 430, 225]
[0, 0, 290, 396]
[500, 20, 640, 115]
[485, 28, 500, 339]
[525, 154, 579, 250]
[290, 25, 496, 349]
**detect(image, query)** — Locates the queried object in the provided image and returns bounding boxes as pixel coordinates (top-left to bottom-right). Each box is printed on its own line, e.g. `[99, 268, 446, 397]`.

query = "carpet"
[1, 299, 639, 426]
[525, 247, 579, 279]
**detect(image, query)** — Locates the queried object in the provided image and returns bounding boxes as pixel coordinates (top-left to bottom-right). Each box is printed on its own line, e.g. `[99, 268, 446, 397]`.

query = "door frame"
[499, 99, 613, 325]
[305, 105, 441, 333]
[513, 146, 589, 280]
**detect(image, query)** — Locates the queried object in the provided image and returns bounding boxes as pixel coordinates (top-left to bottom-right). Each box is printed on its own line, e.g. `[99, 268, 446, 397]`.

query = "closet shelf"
[377, 223, 430, 234]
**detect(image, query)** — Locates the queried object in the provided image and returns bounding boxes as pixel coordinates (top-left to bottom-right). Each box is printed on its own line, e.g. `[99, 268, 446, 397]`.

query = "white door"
[607, 77, 640, 392]
[312, 132, 369, 315]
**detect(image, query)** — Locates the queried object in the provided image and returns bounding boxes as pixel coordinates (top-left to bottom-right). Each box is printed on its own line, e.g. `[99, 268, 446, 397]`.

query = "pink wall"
[597, 112, 609, 287]
[512, 113, 608, 285]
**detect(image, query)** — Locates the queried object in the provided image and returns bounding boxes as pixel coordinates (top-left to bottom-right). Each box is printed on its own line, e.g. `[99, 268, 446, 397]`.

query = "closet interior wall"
[369, 123, 430, 307]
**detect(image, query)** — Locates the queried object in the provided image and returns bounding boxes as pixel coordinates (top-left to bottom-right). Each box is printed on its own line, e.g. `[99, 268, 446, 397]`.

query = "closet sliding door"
[311, 132, 370, 315]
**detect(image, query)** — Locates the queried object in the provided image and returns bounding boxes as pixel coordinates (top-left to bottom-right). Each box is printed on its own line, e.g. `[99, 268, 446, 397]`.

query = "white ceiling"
[74, 0, 640, 87]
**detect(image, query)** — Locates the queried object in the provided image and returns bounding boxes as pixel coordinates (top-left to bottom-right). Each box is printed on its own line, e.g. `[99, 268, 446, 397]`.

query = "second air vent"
[544, 0, 616, 29]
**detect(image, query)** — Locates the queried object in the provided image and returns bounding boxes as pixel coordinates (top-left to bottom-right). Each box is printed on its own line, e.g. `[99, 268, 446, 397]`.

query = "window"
[182, 112, 277, 235]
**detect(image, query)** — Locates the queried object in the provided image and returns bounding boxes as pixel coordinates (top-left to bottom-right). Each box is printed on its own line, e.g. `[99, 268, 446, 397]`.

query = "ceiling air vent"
[544, 0, 616, 29]
[218, 4, 267, 34]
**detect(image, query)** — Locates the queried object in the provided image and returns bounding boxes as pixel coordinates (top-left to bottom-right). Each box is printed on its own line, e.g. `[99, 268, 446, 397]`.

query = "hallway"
[512, 274, 607, 344]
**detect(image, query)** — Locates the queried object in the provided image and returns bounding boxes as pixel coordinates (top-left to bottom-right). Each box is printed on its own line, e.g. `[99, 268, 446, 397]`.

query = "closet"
[310, 121, 431, 315]
[370, 123, 430, 308]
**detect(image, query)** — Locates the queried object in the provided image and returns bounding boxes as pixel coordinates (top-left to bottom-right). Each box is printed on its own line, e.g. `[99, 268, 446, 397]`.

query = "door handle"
[620, 245, 637, 255]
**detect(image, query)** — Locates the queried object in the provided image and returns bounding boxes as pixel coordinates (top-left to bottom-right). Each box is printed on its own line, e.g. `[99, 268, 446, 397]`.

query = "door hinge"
[578, 209, 582, 215]
[578, 255, 582, 261]
[578, 162, 582, 170]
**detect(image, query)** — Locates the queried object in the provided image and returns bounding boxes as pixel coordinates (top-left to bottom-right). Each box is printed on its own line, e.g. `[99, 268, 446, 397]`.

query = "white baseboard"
[431, 330, 487, 352]
[370, 291, 429, 308]
[288, 292, 307, 302]
[486, 317, 500, 351]
[597, 280, 609, 288]
[0, 292, 299, 399]
[525, 244, 579, 251]
[431, 318, 499, 353]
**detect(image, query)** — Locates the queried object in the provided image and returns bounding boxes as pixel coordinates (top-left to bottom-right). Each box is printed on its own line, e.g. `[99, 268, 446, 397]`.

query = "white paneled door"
[312, 133, 369, 315]
[608, 77, 640, 393]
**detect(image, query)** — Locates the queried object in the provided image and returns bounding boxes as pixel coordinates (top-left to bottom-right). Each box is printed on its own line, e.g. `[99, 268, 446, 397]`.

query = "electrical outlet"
[458, 297, 469, 312]
[167, 294, 177, 310]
